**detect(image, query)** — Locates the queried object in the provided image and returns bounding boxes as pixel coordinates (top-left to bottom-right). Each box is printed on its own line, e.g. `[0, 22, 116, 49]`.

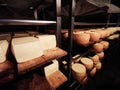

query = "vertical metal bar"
[106, 0, 111, 28]
[56, 0, 61, 47]
[117, 14, 120, 27]
[67, 0, 75, 88]
[106, 13, 111, 28]
[34, 9, 39, 31]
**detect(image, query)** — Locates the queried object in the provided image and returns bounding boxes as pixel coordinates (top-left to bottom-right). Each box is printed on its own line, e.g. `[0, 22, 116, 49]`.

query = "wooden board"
[0, 74, 14, 86]
[46, 70, 67, 89]
[31, 74, 52, 90]
[0, 61, 13, 77]
[18, 47, 67, 74]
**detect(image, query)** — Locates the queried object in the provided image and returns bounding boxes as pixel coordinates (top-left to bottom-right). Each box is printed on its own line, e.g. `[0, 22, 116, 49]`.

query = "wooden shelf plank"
[0, 61, 13, 85]
[0, 61, 13, 77]
[74, 22, 117, 26]
[32, 74, 53, 90]
[18, 47, 67, 74]
[0, 74, 14, 86]
[46, 70, 67, 89]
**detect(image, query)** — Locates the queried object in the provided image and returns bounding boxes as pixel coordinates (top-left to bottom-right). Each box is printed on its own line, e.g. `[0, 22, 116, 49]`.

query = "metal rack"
[67, 0, 120, 90]
[0, 0, 61, 47]
[0, 0, 66, 88]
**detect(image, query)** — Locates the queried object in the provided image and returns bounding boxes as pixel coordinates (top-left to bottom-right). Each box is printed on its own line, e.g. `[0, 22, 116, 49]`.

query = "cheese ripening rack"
[0, 0, 68, 88]
[17, 47, 67, 74]
[66, 0, 120, 90]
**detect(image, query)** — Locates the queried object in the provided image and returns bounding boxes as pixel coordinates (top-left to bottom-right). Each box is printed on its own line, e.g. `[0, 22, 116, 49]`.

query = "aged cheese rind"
[12, 37, 43, 63]
[37, 35, 56, 50]
[0, 40, 9, 63]
[43, 59, 59, 76]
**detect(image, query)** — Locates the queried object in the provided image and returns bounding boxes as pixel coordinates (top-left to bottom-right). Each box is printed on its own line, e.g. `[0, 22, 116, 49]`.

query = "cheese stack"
[0, 40, 9, 63]
[36, 35, 56, 50]
[11, 36, 43, 63]
[42, 59, 59, 76]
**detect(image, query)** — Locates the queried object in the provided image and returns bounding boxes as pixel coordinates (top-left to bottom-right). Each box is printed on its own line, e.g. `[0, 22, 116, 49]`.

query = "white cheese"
[11, 36, 43, 63]
[36, 35, 56, 50]
[0, 40, 9, 63]
[43, 59, 59, 76]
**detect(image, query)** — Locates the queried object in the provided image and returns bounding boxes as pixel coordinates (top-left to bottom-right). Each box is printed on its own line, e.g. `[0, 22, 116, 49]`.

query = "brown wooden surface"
[18, 47, 67, 74]
[15, 73, 52, 90]
[0, 74, 14, 85]
[46, 70, 67, 89]
[31, 74, 52, 90]
[0, 60, 13, 77]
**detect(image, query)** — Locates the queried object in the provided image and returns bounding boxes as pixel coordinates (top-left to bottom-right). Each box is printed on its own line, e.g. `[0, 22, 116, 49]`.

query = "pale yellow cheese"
[71, 63, 86, 81]
[36, 35, 56, 50]
[43, 59, 59, 76]
[0, 40, 9, 63]
[11, 36, 43, 63]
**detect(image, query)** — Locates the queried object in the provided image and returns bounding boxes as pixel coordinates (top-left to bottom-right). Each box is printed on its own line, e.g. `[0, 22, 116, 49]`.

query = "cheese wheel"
[108, 27, 117, 34]
[95, 62, 102, 71]
[81, 76, 88, 85]
[85, 30, 100, 42]
[107, 34, 120, 40]
[89, 55, 100, 65]
[89, 67, 96, 77]
[100, 41, 109, 50]
[80, 57, 93, 70]
[96, 52, 104, 60]
[73, 31, 90, 47]
[62, 32, 68, 39]
[12, 36, 43, 63]
[71, 63, 86, 81]
[0, 40, 9, 63]
[36, 35, 56, 50]
[97, 30, 106, 38]
[92, 43, 104, 53]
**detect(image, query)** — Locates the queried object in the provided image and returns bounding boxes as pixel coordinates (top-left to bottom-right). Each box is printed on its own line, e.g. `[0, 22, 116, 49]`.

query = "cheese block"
[11, 36, 43, 63]
[0, 40, 9, 63]
[36, 35, 56, 50]
[43, 59, 59, 76]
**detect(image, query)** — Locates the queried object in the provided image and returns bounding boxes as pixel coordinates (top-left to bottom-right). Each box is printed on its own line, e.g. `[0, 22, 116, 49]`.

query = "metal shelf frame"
[0, 0, 63, 87]
[67, 0, 120, 89]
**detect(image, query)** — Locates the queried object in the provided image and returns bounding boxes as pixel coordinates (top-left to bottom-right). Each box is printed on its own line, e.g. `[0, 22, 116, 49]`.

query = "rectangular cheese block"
[0, 40, 9, 63]
[43, 59, 59, 76]
[36, 35, 56, 50]
[11, 36, 43, 63]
